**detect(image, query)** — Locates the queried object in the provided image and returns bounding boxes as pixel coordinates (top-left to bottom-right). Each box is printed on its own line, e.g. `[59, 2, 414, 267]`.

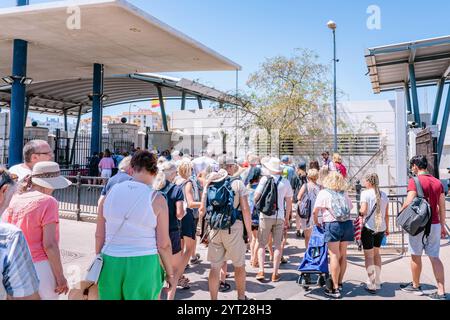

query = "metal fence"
[53, 174, 107, 220]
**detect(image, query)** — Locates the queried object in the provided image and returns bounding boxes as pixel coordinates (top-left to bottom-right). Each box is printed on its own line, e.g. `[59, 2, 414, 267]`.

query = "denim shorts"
[324, 220, 355, 243]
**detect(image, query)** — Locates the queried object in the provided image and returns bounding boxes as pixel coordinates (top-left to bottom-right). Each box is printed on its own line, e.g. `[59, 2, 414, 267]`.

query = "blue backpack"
[206, 178, 241, 232]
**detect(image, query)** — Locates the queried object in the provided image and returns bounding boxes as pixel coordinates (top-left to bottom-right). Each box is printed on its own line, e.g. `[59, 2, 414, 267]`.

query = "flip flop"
[219, 282, 231, 293]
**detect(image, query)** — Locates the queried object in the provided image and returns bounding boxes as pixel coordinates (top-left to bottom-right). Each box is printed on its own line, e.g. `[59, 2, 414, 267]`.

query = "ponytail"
[365, 173, 383, 232]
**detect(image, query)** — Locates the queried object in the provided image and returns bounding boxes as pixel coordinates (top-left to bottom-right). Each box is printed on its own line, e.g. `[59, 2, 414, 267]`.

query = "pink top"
[99, 157, 115, 170]
[2, 191, 60, 263]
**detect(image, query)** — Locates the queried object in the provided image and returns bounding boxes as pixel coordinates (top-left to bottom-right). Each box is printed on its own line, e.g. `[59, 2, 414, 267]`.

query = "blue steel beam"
[90, 63, 104, 156]
[197, 96, 203, 110]
[404, 83, 412, 114]
[181, 91, 186, 110]
[157, 86, 168, 132]
[409, 64, 421, 125]
[8, 39, 28, 167]
[432, 78, 445, 125]
[438, 85, 450, 164]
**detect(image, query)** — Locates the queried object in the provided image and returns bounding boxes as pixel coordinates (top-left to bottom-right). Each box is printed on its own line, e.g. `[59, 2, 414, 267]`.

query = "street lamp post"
[327, 20, 338, 153]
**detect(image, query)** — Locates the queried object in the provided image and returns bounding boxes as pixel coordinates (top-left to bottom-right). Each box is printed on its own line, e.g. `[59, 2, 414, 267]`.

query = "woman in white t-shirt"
[359, 173, 390, 294]
[313, 171, 353, 299]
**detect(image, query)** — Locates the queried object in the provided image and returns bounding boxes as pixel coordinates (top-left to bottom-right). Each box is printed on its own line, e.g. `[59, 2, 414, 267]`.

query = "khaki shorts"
[207, 220, 246, 268]
[258, 218, 284, 249]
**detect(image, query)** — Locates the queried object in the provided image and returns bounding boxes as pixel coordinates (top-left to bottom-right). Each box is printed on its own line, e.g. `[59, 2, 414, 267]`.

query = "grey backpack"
[397, 177, 432, 239]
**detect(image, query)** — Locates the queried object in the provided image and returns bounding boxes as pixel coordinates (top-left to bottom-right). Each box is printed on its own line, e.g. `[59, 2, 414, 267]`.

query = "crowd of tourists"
[0, 141, 448, 301]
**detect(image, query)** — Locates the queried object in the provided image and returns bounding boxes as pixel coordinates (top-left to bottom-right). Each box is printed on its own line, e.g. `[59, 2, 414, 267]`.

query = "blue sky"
[1, 0, 450, 120]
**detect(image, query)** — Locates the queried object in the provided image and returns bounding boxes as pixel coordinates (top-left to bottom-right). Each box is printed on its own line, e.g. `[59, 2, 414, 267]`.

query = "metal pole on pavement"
[328, 20, 338, 153]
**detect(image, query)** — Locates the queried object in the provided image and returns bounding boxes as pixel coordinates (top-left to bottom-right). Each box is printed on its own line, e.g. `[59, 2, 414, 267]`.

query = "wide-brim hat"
[261, 157, 283, 174]
[206, 169, 229, 183]
[31, 161, 72, 190]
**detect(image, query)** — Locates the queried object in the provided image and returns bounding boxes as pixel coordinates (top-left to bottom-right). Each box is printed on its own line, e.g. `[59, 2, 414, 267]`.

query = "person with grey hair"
[9, 140, 53, 181]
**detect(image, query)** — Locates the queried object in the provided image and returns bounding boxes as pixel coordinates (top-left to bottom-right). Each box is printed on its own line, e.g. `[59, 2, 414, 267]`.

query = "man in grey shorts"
[399, 156, 448, 300]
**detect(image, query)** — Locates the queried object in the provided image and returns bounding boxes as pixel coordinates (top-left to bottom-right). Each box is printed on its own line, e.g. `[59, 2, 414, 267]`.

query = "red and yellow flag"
[151, 99, 160, 108]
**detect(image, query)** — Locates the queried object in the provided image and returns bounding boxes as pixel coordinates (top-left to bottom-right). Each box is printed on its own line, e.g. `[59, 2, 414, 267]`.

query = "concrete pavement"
[58, 205, 450, 300]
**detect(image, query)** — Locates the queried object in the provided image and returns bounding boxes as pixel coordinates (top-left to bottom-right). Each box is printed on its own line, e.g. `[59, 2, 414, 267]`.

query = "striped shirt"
[0, 223, 39, 299]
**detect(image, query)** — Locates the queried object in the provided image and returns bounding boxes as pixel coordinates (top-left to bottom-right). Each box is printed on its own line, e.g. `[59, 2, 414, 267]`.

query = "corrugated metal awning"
[0, 73, 240, 116]
[365, 35, 450, 93]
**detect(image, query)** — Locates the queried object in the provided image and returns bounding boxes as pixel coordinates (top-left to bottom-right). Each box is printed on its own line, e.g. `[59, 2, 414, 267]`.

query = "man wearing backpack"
[399, 156, 448, 300]
[200, 158, 253, 300]
[254, 157, 293, 283]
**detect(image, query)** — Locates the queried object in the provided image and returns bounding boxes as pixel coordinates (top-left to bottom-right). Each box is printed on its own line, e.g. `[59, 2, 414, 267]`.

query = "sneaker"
[296, 230, 302, 238]
[324, 288, 341, 299]
[364, 285, 377, 295]
[256, 272, 265, 282]
[428, 292, 447, 301]
[272, 274, 281, 283]
[400, 282, 423, 296]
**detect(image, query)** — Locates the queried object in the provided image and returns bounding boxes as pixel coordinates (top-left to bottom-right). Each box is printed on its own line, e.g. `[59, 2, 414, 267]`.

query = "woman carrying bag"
[92, 151, 176, 300]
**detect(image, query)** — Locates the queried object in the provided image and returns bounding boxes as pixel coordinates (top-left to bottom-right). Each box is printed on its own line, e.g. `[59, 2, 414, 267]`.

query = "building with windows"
[170, 100, 449, 186]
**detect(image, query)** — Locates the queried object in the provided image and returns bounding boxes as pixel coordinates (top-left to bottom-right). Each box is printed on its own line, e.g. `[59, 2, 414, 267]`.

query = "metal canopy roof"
[0, 73, 239, 117]
[365, 35, 450, 93]
[0, 0, 241, 82]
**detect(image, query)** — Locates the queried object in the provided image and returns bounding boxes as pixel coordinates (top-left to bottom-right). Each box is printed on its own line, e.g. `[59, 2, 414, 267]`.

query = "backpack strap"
[413, 176, 425, 199]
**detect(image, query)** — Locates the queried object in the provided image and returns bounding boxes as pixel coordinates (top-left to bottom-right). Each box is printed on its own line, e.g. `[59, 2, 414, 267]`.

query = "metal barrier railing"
[346, 181, 408, 266]
[53, 173, 107, 220]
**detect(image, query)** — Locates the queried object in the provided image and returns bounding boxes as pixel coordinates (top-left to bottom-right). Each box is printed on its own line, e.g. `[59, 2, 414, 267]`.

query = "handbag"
[85, 189, 150, 285]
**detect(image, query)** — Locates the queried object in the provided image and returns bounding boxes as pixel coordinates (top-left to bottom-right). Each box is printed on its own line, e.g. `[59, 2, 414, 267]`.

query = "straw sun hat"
[31, 161, 72, 190]
[206, 169, 229, 184]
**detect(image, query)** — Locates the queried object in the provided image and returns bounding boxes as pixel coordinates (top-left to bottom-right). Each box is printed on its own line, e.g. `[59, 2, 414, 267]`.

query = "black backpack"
[397, 177, 432, 242]
[206, 178, 241, 231]
[255, 176, 282, 217]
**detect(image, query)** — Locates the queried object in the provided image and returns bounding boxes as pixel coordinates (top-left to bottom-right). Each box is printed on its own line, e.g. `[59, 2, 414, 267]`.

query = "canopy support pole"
[90, 63, 104, 156]
[437, 84, 450, 164]
[409, 64, 421, 125]
[197, 96, 203, 110]
[70, 105, 82, 165]
[63, 110, 68, 132]
[181, 91, 186, 110]
[404, 83, 412, 115]
[432, 78, 445, 126]
[157, 86, 169, 132]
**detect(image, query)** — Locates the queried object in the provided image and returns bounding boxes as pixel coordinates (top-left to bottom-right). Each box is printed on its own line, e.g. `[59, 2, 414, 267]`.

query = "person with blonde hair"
[176, 160, 202, 269]
[359, 173, 389, 294]
[318, 166, 329, 187]
[297, 169, 320, 249]
[333, 153, 347, 178]
[313, 171, 353, 299]
[154, 161, 188, 298]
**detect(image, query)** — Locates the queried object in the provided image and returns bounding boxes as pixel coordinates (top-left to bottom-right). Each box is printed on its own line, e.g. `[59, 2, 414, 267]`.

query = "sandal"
[178, 277, 191, 290]
[219, 281, 231, 293]
[190, 256, 201, 265]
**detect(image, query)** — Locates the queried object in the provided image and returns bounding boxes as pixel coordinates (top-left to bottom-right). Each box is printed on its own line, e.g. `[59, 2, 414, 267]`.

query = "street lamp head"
[327, 20, 337, 30]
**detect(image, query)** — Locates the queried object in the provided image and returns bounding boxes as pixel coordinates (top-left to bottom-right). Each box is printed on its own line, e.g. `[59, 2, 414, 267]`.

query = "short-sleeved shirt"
[0, 223, 40, 300]
[2, 191, 60, 263]
[281, 164, 295, 181]
[314, 189, 353, 223]
[255, 175, 293, 220]
[101, 171, 133, 196]
[161, 181, 185, 232]
[360, 189, 388, 232]
[407, 174, 444, 225]
[99, 157, 115, 170]
[230, 178, 248, 209]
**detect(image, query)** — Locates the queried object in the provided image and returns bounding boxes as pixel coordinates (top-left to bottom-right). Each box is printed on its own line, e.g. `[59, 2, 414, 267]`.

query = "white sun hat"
[261, 157, 283, 174]
[206, 169, 229, 183]
[31, 161, 72, 190]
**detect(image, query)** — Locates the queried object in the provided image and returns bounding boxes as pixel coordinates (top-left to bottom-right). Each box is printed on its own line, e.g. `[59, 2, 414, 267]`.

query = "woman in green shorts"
[96, 150, 176, 300]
